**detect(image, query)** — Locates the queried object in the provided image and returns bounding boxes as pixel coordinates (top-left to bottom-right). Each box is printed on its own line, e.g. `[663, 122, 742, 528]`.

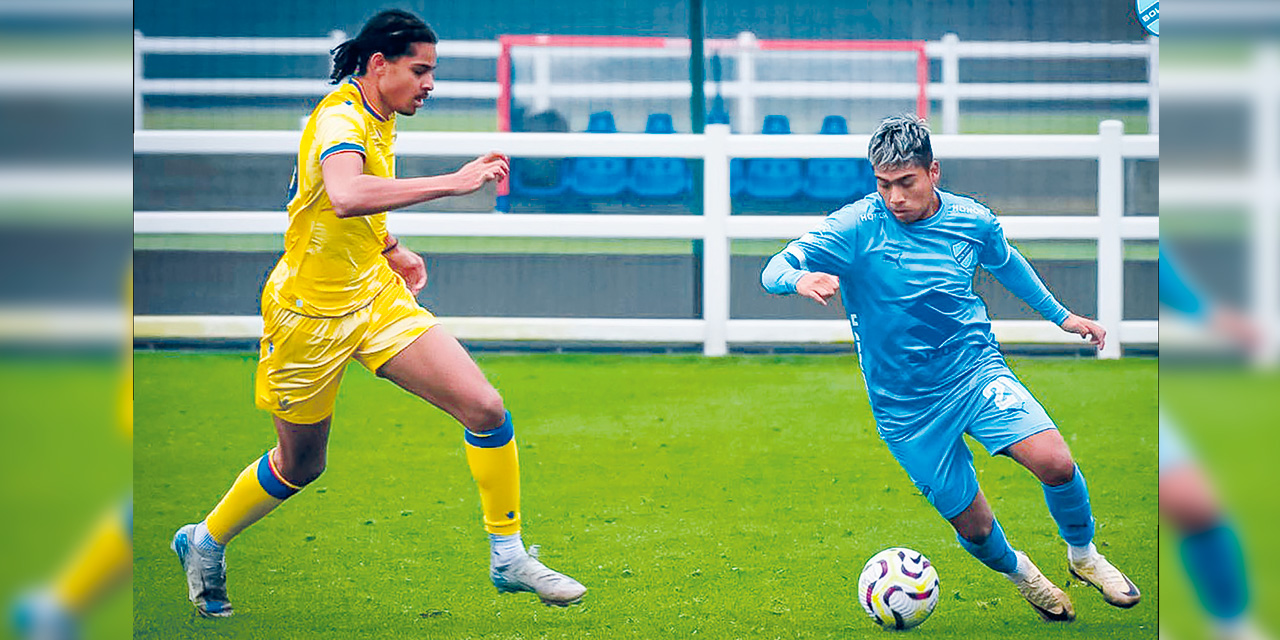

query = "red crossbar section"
[496, 38, 513, 197]
[916, 45, 928, 119]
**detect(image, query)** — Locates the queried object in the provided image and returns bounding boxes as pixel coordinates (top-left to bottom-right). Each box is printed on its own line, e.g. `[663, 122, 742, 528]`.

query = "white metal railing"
[1161, 45, 1280, 367]
[133, 120, 1158, 358]
[133, 31, 1157, 135]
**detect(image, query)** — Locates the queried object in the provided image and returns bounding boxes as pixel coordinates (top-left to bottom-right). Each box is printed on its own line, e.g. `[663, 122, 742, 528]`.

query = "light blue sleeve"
[761, 209, 857, 295]
[761, 245, 807, 294]
[1158, 244, 1207, 321]
[988, 247, 1070, 325]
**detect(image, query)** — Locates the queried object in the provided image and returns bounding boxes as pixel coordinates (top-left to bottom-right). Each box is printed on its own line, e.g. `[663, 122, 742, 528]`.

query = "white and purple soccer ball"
[857, 547, 940, 631]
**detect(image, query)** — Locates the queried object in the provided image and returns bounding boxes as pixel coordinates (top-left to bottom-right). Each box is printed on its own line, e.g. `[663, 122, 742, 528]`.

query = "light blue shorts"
[879, 365, 1057, 520]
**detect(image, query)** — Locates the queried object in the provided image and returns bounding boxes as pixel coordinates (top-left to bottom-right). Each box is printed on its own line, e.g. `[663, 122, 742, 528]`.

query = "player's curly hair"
[330, 9, 438, 84]
[868, 114, 933, 171]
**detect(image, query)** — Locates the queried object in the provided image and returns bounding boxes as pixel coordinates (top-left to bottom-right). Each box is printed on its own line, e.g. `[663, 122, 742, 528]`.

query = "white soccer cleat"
[1215, 619, 1277, 640]
[171, 523, 234, 618]
[491, 545, 586, 607]
[1068, 550, 1141, 608]
[1008, 551, 1075, 622]
[10, 590, 79, 640]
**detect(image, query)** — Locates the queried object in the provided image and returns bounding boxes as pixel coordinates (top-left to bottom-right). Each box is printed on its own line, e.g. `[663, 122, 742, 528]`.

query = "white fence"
[133, 120, 1159, 358]
[1160, 44, 1280, 367]
[133, 32, 1158, 135]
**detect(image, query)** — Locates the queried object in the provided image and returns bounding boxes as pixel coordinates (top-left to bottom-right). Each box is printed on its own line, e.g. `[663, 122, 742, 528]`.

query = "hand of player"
[451, 151, 510, 196]
[1059, 313, 1106, 350]
[796, 272, 840, 306]
[1208, 306, 1262, 353]
[385, 243, 427, 295]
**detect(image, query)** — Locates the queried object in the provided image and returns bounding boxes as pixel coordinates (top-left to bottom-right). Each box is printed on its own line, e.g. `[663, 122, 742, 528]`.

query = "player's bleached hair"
[868, 114, 934, 171]
[330, 9, 438, 84]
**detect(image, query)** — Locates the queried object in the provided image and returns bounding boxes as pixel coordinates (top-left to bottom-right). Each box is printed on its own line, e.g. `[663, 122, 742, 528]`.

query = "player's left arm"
[980, 215, 1105, 349]
[381, 234, 426, 295]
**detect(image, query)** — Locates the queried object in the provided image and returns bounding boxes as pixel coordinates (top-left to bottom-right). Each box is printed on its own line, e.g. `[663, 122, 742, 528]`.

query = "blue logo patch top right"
[1137, 0, 1159, 36]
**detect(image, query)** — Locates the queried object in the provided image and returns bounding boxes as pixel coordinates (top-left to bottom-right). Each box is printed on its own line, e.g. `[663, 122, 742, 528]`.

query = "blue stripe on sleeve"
[464, 411, 515, 448]
[256, 452, 301, 500]
[987, 247, 1070, 325]
[319, 142, 365, 164]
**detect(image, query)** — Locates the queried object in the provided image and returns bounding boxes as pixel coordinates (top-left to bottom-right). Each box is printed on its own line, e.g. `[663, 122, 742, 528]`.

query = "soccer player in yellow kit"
[10, 273, 132, 640]
[170, 9, 585, 617]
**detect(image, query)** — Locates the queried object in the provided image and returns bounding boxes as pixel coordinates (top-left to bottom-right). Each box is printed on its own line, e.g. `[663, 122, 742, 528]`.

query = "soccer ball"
[857, 547, 940, 631]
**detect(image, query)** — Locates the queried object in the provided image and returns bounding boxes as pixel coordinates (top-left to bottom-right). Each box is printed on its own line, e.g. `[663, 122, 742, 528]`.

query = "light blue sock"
[194, 521, 225, 554]
[958, 518, 1019, 574]
[1042, 464, 1095, 547]
[1181, 523, 1250, 621]
[490, 532, 525, 568]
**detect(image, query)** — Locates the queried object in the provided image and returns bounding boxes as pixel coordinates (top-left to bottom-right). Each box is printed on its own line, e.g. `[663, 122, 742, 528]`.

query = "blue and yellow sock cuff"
[464, 411, 515, 448]
[256, 449, 304, 500]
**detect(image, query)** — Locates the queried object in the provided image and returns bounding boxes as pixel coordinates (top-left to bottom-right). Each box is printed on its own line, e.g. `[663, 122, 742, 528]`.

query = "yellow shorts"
[254, 282, 438, 424]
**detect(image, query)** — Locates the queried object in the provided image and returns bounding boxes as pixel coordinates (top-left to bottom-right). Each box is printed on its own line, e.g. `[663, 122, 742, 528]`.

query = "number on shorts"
[982, 377, 1029, 411]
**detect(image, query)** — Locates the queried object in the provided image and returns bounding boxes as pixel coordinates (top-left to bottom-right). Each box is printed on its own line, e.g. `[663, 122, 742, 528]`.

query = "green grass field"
[0, 357, 132, 640]
[1158, 368, 1280, 640]
[133, 352, 1157, 639]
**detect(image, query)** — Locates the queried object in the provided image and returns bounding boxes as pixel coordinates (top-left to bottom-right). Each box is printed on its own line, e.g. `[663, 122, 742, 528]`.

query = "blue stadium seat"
[761, 114, 791, 135]
[818, 114, 848, 135]
[586, 111, 618, 133]
[707, 105, 731, 128]
[744, 115, 803, 200]
[629, 113, 692, 199]
[803, 115, 874, 202]
[510, 161, 570, 197]
[509, 108, 571, 199]
[568, 111, 628, 198]
[645, 112, 676, 134]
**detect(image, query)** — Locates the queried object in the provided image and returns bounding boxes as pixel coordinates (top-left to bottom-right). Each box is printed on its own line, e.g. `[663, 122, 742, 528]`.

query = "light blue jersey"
[762, 190, 1072, 518]
[763, 190, 1068, 429]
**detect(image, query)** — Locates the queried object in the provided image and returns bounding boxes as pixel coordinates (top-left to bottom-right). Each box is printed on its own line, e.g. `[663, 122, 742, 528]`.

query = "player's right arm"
[322, 151, 509, 218]
[1160, 244, 1262, 351]
[761, 208, 856, 305]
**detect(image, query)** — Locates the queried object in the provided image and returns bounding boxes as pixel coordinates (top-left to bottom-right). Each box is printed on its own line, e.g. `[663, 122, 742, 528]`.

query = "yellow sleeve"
[315, 105, 368, 165]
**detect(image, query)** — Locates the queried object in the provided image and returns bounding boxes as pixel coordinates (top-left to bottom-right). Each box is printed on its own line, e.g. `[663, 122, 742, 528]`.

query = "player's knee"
[1160, 471, 1223, 532]
[1039, 456, 1076, 486]
[461, 390, 506, 433]
[1044, 460, 1075, 483]
[1174, 500, 1222, 533]
[958, 518, 994, 544]
[277, 449, 326, 487]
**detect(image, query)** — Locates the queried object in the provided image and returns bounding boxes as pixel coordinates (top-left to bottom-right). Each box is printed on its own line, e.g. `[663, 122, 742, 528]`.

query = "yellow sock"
[204, 449, 302, 545]
[51, 501, 132, 614]
[463, 411, 521, 535]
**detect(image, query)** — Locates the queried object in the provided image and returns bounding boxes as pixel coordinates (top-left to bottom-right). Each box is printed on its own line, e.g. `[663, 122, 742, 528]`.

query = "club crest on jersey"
[951, 241, 977, 269]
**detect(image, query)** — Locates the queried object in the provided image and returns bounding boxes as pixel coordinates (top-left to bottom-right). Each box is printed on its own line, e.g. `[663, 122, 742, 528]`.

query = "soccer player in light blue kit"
[1159, 245, 1272, 640]
[762, 115, 1140, 622]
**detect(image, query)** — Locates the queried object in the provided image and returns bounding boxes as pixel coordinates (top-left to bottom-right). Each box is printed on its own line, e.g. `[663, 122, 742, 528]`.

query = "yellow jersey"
[264, 78, 400, 317]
